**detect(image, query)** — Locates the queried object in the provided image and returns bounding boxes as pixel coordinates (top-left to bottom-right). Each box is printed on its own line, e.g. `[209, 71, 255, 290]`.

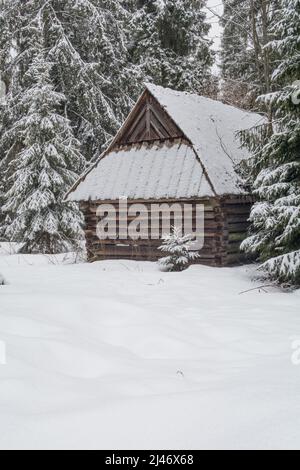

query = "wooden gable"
[117, 90, 184, 145]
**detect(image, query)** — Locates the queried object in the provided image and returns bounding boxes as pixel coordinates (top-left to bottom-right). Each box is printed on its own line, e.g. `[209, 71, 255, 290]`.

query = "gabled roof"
[67, 84, 264, 202]
[145, 84, 264, 196]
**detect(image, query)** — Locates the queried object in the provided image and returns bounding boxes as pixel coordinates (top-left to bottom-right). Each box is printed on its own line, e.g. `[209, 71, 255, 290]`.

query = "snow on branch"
[158, 227, 200, 272]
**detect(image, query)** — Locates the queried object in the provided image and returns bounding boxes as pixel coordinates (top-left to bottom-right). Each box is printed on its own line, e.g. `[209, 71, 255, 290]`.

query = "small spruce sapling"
[158, 227, 199, 272]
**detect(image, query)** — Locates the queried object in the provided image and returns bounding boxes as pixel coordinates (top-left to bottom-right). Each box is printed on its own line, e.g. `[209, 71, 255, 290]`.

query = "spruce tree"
[48, 0, 136, 159]
[0, 0, 50, 237]
[1, 0, 137, 162]
[0, 0, 136, 248]
[3, 55, 85, 254]
[241, 0, 300, 285]
[159, 228, 200, 272]
[0, 0, 14, 92]
[220, 0, 279, 109]
[220, 0, 255, 108]
[128, 0, 215, 95]
[0, 0, 16, 235]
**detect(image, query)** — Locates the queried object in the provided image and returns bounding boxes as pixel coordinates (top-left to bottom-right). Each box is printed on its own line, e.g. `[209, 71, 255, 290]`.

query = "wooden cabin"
[67, 84, 264, 267]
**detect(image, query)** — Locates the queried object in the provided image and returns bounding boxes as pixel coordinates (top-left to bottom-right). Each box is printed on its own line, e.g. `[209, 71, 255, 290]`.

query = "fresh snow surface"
[68, 142, 213, 202]
[0, 243, 300, 450]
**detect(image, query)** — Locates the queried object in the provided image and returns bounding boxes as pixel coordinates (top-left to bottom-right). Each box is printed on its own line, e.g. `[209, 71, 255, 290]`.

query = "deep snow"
[0, 243, 300, 450]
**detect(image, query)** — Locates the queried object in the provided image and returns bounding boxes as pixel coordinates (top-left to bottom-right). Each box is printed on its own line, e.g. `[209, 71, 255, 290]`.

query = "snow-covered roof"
[68, 84, 265, 202]
[68, 141, 214, 201]
[145, 84, 264, 196]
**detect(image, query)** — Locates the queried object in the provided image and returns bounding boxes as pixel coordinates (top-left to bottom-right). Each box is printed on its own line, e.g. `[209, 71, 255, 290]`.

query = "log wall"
[80, 196, 252, 267]
[220, 196, 253, 265]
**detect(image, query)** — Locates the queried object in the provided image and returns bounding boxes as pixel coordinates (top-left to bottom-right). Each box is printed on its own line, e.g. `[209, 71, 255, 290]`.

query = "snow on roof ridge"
[145, 82, 263, 121]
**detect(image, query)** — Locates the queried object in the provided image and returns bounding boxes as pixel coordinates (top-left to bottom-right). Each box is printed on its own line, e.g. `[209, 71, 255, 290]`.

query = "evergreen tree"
[0, 0, 15, 232]
[220, 0, 279, 109]
[158, 228, 200, 272]
[3, 54, 85, 254]
[0, 0, 137, 247]
[220, 0, 255, 107]
[0, 95, 6, 239]
[1, 0, 138, 162]
[0, 0, 14, 92]
[128, 0, 216, 95]
[241, 0, 300, 285]
[0, 0, 40, 238]
[48, 0, 133, 159]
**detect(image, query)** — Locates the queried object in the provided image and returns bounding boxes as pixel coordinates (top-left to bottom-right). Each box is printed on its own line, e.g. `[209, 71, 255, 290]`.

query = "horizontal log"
[221, 196, 254, 205]
[81, 197, 217, 207]
[227, 223, 249, 232]
[228, 233, 247, 242]
[90, 245, 221, 257]
[84, 214, 220, 224]
[87, 235, 223, 248]
[224, 208, 251, 217]
[90, 249, 220, 261]
[84, 227, 225, 237]
[85, 208, 218, 218]
[227, 217, 249, 224]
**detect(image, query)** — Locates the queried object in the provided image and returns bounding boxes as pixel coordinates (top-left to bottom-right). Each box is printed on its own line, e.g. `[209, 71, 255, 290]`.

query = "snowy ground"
[0, 243, 300, 450]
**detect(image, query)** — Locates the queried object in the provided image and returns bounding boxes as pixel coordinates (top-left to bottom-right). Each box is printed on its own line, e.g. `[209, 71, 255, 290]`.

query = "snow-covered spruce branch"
[260, 251, 300, 286]
[158, 228, 200, 272]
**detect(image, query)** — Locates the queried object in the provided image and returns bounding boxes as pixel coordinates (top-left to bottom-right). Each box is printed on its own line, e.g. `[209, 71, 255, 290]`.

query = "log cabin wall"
[220, 196, 253, 266]
[80, 196, 252, 267]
